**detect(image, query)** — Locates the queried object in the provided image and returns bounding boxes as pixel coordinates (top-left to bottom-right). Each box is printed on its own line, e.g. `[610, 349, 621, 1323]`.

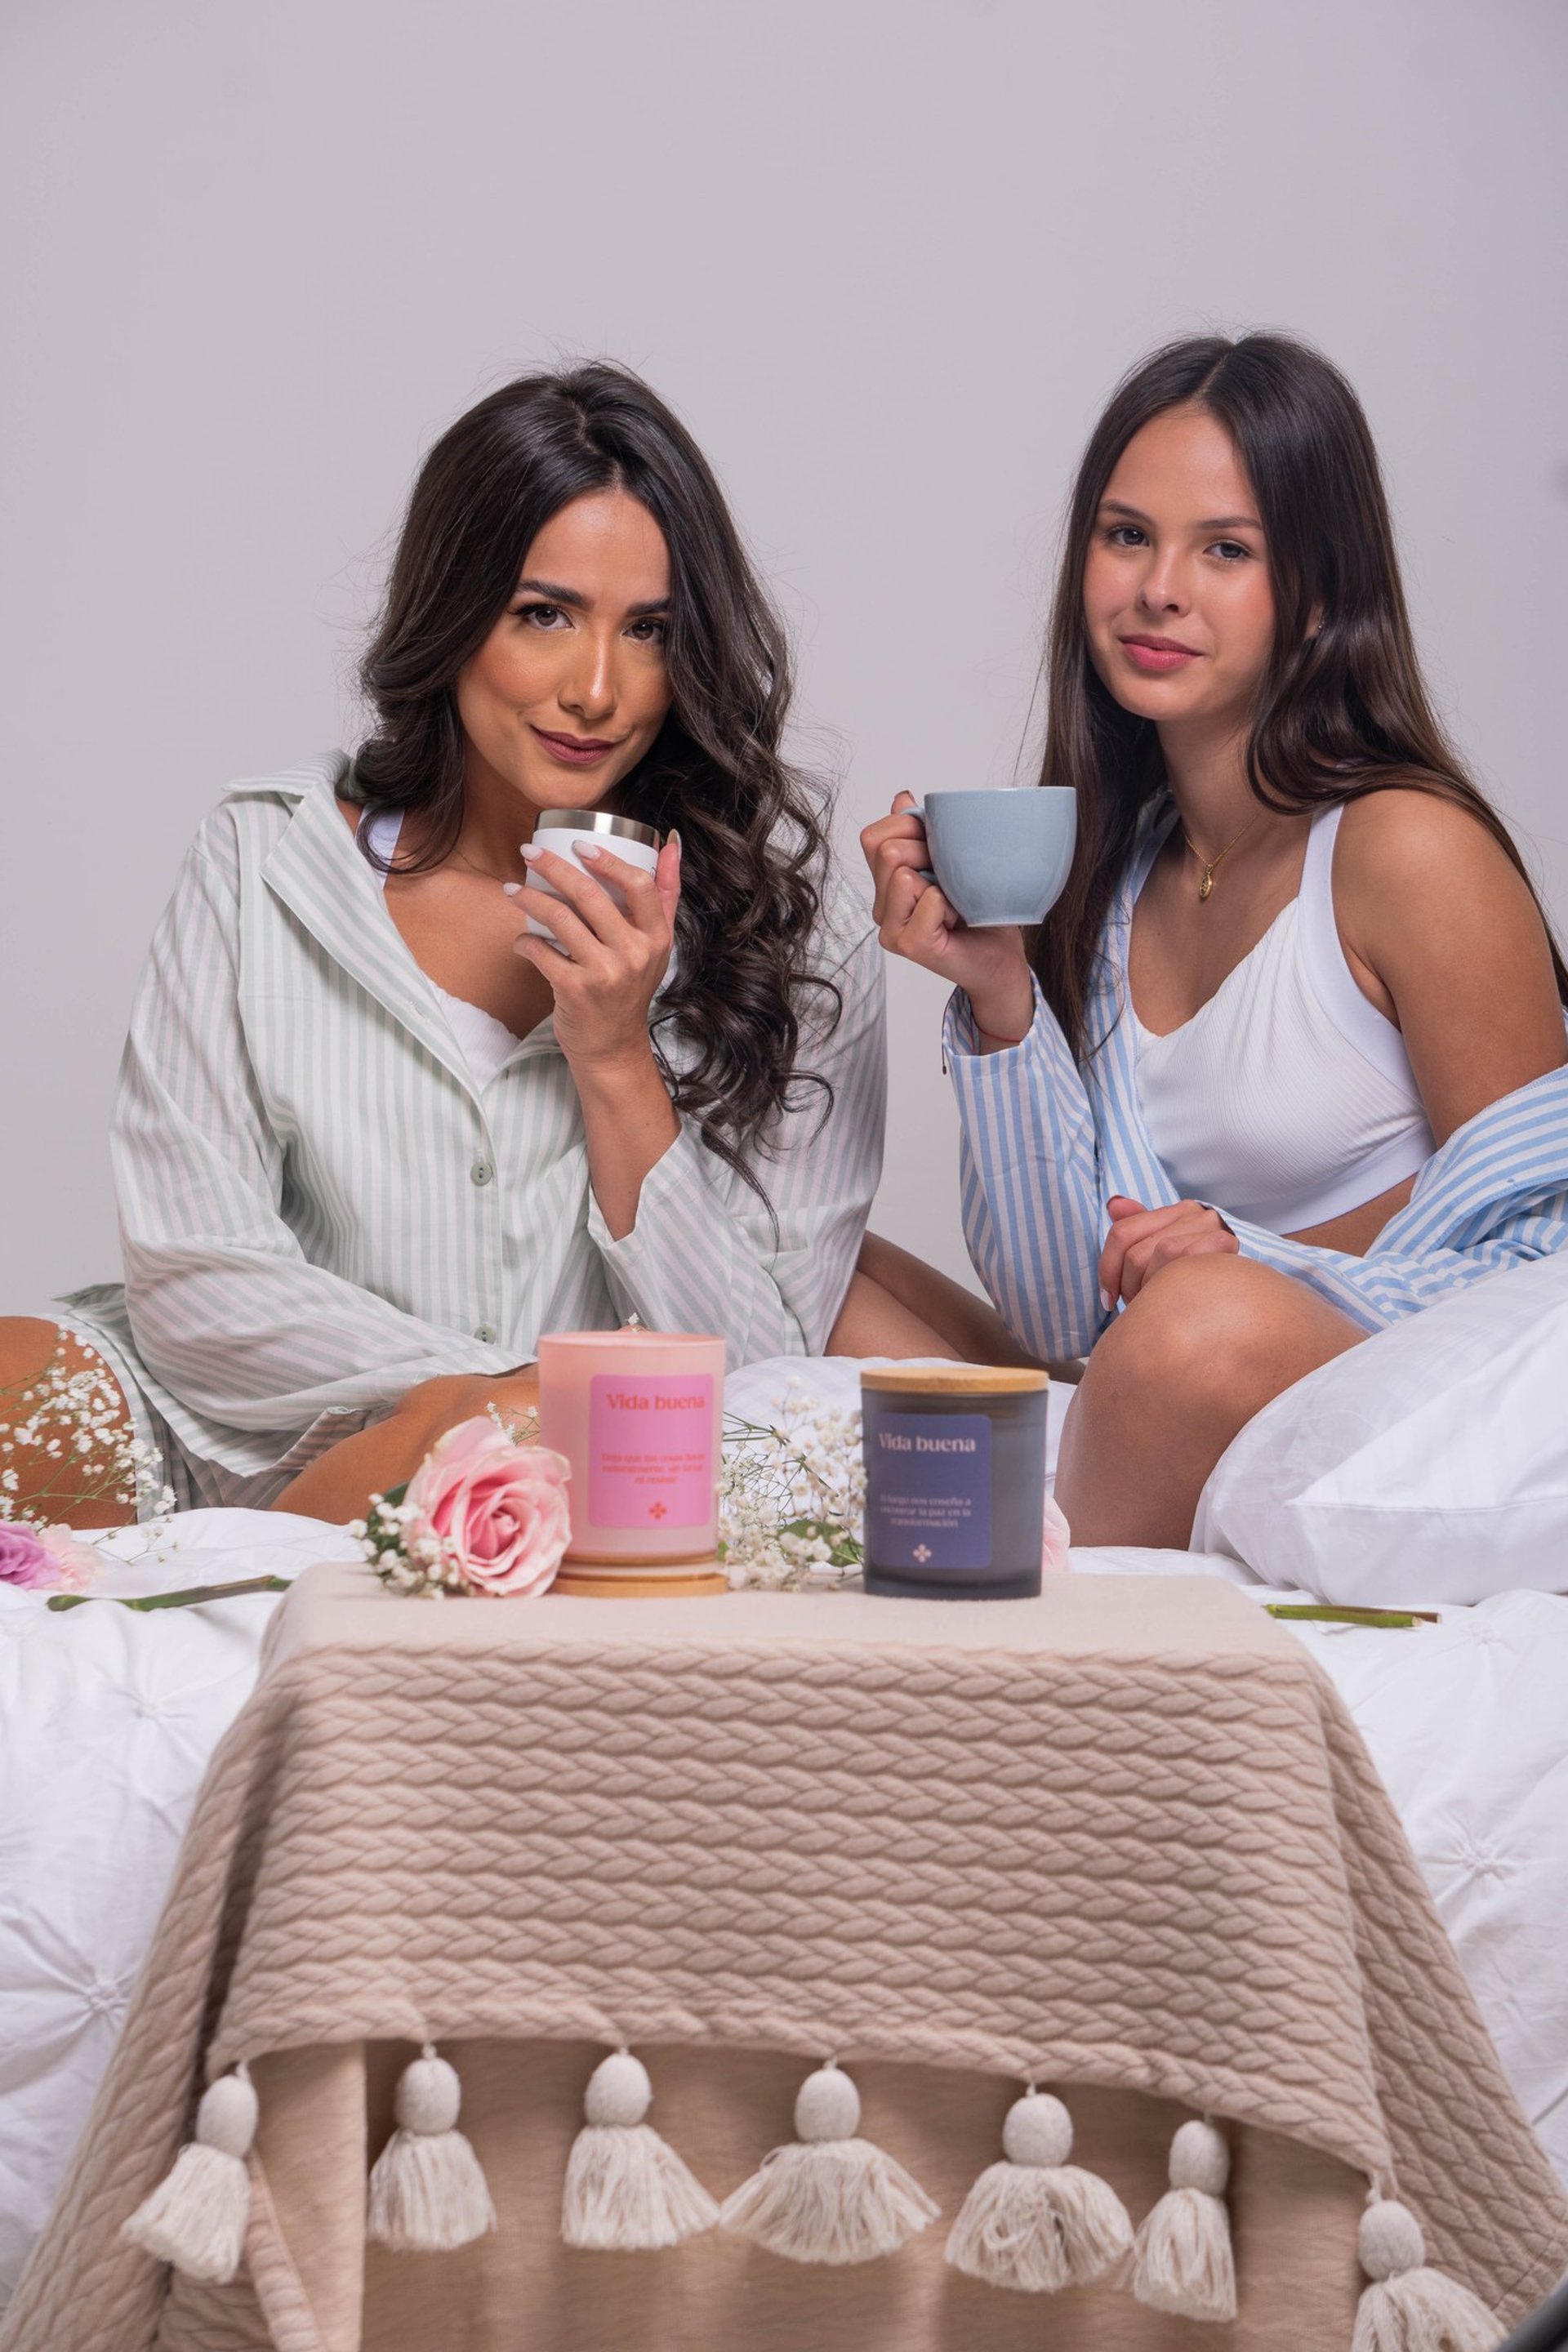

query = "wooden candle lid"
[861, 1364, 1049, 1394]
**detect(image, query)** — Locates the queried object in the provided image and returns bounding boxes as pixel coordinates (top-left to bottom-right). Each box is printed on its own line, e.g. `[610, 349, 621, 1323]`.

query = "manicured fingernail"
[520, 843, 542, 861]
[501, 881, 522, 896]
[581, 843, 606, 860]
[669, 829, 682, 858]
[1098, 1287, 1111, 1312]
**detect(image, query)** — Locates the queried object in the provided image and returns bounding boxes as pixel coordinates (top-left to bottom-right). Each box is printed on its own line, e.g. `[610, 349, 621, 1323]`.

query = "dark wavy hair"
[353, 362, 840, 1186]
[1033, 331, 1568, 1057]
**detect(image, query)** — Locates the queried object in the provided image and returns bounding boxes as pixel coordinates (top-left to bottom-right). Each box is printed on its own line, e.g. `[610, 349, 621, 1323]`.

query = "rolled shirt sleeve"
[588, 906, 887, 1359]
[944, 973, 1109, 1361]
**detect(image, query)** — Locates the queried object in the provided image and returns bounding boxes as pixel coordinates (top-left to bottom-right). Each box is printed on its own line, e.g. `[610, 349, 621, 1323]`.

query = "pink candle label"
[589, 1374, 715, 1530]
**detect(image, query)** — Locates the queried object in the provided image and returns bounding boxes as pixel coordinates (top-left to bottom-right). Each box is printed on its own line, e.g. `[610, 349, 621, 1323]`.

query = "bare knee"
[1058, 1257, 1361, 1548]
[1107, 1258, 1278, 1405]
[0, 1316, 72, 1388]
[0, 1317, 140, 1529]
[394, 1365, 540, 1448]
[1093, 1255, 1361, 1424]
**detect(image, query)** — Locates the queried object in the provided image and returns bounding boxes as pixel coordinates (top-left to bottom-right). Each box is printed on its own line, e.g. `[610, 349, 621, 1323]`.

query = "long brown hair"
[1033, 332, 1568, 1057]
[354, 362, 840, 1188]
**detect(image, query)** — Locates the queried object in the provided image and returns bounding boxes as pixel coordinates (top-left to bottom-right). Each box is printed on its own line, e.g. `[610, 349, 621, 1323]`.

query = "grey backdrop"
[2, 0, 1565, 1307]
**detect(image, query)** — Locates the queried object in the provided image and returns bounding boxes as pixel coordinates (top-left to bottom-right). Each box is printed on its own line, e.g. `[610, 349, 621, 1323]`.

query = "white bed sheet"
[2, 1360, 1565, 2311]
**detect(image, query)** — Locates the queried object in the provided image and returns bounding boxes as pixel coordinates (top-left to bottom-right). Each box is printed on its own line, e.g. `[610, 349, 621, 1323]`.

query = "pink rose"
[1042, 1492, 1071, 1574]
[0, 1521, 100, 1592]
[402, 1418, 572, 1597]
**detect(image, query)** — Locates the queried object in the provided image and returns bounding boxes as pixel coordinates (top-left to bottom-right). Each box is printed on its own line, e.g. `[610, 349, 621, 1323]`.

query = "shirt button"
[470, 1158, 495, 1187]
[474, 1323, 497, 1343]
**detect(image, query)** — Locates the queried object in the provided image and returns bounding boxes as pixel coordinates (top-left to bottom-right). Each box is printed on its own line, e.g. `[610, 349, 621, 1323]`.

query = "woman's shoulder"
[1332, 776, 1521, 866]
[1333, 778, 1536, 912]
[1332, 779, 1554, 974]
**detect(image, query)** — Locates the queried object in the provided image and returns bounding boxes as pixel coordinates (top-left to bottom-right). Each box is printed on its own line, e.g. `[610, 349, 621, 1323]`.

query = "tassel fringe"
[122, 2065, 258, 2284]
[562, 2051, 719, 2249]
[1353, 2199, 1497, 2352]
[368, 2046, 497, 2254]
[719, 2062, 938, 2265]
[945, 2089, 1133, 2293]
[1129, 2116, 1236, 2322]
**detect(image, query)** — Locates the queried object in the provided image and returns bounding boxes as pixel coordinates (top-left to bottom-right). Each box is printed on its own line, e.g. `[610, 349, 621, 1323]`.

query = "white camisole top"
[1132, 804, 1434, 1232]
[359, 808, 523, 1089]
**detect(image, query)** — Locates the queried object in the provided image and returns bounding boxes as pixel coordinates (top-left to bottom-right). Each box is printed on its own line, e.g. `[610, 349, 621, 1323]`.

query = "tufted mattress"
[2, 1558, 1565, 2350]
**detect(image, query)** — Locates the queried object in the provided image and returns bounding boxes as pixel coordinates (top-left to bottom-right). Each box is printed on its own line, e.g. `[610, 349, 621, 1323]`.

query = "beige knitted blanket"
[5, 1566, 1564, 2350]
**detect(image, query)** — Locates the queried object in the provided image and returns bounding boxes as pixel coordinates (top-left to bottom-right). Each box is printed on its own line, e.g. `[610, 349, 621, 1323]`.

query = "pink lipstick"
[1119, 635, 1200, 674]
[532, 727, 623, 768]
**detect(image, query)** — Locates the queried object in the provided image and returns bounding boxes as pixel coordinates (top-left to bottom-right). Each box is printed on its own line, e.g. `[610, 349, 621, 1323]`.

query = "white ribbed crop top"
[1131, 804, 1434, 1232]
[359, 808, 523, 1089]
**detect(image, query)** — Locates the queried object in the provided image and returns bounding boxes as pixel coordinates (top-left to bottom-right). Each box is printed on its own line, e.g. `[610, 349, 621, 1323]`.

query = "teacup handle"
[902, 800, 938, 885]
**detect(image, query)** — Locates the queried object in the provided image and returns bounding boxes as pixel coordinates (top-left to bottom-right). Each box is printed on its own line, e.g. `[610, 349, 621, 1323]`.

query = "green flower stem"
[1265, 1602, 1438, 1629]
[47, 1575, 292, 1614]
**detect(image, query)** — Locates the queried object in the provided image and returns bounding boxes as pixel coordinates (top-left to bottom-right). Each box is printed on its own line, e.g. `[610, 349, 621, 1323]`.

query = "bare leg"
[273, 1366, 541, 1525]
[1054, 1256, 1366, 1548]
[828, 1232, 1084, 1380]
[0, 1317, 140, 1529]
[824, 1271, 967, 1359]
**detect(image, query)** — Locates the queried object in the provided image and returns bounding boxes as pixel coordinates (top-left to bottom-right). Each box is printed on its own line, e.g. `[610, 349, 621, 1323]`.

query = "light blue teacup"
[915, 786, 1078, 928]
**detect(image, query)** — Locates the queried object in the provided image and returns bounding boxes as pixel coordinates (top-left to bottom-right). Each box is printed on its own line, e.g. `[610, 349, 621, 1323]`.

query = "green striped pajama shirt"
[62, 754, 886, 1512]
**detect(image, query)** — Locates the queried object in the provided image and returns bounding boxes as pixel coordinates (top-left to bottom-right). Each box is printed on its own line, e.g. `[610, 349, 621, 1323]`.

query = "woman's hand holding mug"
[508, 835, 682, 1073]
[862, 792, 1036, 1045]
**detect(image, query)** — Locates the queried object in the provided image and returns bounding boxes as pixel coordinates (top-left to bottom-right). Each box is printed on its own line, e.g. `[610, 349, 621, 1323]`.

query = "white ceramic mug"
[524, 808, 662, 937]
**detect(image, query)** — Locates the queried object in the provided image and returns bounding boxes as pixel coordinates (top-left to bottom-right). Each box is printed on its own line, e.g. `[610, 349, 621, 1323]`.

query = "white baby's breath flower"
[720, 1390, 863, 1592]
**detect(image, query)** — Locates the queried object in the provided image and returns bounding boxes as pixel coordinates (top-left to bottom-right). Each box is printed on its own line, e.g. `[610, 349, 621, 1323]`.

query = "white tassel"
[1353, 2198, 1497, 2352]
[368, 2045, 497, 2253]
[944, 2087, 1133, 2292]
[122, 2064, 257, 2283]
[562, 2049, 719, 2249]
[1129, 2116, 1236, 2322]
[719, 2061, 938, 2266]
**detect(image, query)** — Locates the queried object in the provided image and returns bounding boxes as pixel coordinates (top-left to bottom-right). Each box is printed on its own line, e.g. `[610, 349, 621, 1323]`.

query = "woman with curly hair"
[0, 364, 888, 1524]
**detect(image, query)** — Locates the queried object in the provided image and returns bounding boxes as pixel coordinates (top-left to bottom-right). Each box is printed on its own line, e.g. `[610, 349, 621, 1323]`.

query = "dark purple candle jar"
[861, 1365, 1050, 1600]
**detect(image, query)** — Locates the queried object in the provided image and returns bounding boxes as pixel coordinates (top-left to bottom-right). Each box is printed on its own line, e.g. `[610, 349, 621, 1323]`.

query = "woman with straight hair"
[0, 363, 886, 1527]
[865, 332, 1568, 1548]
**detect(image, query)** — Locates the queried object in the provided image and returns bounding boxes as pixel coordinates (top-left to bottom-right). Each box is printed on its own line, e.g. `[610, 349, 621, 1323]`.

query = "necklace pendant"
[1197, 869, 1214, 901]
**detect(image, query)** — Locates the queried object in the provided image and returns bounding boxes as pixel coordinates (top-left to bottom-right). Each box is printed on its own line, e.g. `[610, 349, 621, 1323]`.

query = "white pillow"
[1192, 1250, 1568, 1605]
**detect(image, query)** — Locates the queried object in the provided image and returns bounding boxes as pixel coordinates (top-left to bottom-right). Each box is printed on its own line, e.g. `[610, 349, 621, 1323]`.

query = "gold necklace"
[449, 846, 526, 887]
[1180, 810, 1261, 901]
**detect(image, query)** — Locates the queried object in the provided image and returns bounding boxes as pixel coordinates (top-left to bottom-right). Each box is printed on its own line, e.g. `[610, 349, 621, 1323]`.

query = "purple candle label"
[866, 1412, 991, 1570]
[589, 1373, 715, 1530]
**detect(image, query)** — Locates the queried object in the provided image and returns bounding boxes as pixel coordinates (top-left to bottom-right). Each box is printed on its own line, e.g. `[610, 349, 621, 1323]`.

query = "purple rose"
[0, 1523, 57, 1589]
[0, 1521, 99, 1592]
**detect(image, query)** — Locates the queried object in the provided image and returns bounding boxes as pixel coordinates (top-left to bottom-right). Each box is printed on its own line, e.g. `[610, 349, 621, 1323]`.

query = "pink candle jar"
[537, 1330, 727, 1595]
